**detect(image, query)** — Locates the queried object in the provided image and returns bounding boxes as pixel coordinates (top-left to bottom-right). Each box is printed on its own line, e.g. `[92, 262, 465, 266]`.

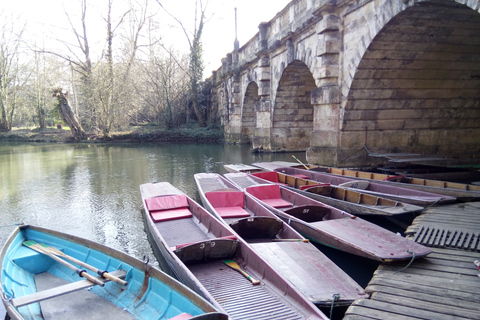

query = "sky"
[2, 0, 291, 77]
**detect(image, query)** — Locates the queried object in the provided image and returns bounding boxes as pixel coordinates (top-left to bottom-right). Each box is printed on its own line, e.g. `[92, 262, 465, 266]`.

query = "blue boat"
[1, 225, 227, 320]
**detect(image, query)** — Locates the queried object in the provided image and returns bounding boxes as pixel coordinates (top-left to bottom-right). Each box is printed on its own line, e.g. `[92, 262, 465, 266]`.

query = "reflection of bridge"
[210, 0, 480, 166]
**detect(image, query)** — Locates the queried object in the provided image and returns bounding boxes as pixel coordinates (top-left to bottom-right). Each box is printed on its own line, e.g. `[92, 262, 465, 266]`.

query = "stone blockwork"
[211, 0, 480, 166]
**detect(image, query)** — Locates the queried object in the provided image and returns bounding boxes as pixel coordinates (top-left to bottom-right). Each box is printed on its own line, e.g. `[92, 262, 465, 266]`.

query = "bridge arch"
[343, 0, 480, 156]
[272, 60, 315, 151]
[241, 81, 259, 143]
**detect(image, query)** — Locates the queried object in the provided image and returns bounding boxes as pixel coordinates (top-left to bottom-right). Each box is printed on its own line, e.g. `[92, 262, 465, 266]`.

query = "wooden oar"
[292, 155, 309, 170]
[272, 239, 309, 242]
[23, 241, 105, 287]
[31, 241, 127, 286]
[223, 260, 260, 285]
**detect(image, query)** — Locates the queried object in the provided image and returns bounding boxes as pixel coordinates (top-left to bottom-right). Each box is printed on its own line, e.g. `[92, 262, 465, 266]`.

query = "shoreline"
[0, 127, 225, 144]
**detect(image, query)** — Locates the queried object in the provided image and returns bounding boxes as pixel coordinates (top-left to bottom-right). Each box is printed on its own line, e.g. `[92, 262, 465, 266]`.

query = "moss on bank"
[0, 126, 225, 143]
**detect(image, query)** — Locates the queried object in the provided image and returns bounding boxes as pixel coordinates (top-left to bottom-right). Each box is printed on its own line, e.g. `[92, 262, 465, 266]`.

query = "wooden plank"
[348, 299, 473, 320]
[370, 291, 479, 318]
[366, 284, 480, 311]
[371, 271, 479, 293]
[12, 270, 126, 307]
[367, 277, 479, 303]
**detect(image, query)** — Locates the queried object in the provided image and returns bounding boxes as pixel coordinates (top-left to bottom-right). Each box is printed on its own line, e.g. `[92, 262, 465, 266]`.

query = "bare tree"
[156, 0, 207, 127]
[0, 14, 26, 131]
[53, 88, 87, 140]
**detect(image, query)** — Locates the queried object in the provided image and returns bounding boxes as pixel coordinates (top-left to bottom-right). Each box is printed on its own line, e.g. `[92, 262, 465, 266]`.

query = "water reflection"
[0, 142, 306, 267]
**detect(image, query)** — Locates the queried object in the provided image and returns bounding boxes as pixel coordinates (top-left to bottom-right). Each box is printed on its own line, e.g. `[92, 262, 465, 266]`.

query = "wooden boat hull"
[194, 172, 368, 307]
[246, 169, 423, 216]
[140, 182, 329, 320]
[255, 161, 480, 201]
[224, 173, 432, 262]
[1, 225, 225, 320]
[270, 166, 456, 206]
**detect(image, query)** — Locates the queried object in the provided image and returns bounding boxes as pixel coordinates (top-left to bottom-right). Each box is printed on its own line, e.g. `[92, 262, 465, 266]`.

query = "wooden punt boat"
[244, 170, 423, 216]
[319, 167, 480, 202]
[193, 172, 368, 307]
[254, 161, 480, 202]
[259, 166, 456, 207]
[1, 225, 226, 320]
[223, 164, 264, 173]
[224, 172, 432, 262]
[140, 182, 329, 320]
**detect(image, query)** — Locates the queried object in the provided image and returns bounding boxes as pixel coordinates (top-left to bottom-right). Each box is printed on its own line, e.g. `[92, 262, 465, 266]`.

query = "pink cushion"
[205, 191, 244, 208]
[261, 199, 292, 208]
[215, 207, 250, 218]
[247, 184, 281, 200]
[251, 171, 280, 183]
[168, 313, 193, 320]
[246, 184, 292, 208]
[145, 195, 189, 212]
[150, 208, 192, 222]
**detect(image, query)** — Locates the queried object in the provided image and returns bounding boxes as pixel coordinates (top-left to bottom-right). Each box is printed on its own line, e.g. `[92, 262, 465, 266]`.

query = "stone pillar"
[224, 77, 243, 143]
[308, 9, 343, 165]
[252, 53, 273, 151]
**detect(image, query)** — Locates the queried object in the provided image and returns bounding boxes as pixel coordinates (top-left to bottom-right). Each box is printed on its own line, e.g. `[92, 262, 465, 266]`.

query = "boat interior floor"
[188, 260, 303, 320]
[35, 272, 135, 320]
[155, 217, 214, 247]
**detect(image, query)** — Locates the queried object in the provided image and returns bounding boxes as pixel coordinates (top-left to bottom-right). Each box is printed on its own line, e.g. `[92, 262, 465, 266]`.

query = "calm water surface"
[0, 142, 306, 264]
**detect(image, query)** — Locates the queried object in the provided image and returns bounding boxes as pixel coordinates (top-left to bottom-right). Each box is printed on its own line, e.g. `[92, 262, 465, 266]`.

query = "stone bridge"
[210, 0, 480, 166]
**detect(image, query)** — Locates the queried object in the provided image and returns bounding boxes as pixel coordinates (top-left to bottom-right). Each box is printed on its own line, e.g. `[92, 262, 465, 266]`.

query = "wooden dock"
[343, 202, 480, 320]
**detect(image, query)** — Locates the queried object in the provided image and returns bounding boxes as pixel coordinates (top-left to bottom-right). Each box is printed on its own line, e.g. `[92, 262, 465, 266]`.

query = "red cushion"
[246, 184, 281, 200]
[145, 195, 189, 212]
[261, 198, 292, 208]
[251, 171, 279, 183]
[215, 207, 251, 218]
[150, 208, 192, 222]
[205, 191, 244, 208]
[168, 313, 193, 320]
[246, 184, 292, 208]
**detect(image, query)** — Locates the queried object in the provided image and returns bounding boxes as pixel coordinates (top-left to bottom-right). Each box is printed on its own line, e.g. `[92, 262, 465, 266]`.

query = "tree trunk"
[53, 89, 87, 141]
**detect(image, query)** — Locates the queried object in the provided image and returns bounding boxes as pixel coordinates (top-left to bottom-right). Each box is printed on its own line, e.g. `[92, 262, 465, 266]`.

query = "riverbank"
[0, 125, 225, 143]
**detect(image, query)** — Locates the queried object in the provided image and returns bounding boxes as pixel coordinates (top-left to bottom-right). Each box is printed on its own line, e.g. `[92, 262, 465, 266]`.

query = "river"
[0, 142, 306, 262]
[1, 142, 382, 319]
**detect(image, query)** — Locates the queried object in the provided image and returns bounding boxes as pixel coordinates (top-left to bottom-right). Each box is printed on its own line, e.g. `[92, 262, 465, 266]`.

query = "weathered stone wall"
[212, 0, 480, 166]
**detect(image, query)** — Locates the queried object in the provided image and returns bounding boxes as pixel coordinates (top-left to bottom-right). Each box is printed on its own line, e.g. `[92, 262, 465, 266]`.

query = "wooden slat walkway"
[343, 202, 480, 320]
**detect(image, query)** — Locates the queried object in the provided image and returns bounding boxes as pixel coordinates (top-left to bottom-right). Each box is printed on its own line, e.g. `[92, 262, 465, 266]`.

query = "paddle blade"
[223, 260, 260, 285]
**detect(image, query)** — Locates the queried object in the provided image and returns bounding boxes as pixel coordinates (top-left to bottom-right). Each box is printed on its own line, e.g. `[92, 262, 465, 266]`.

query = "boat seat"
[12, 270, 127, 307]
[174, 238, 238, 264]
[230, 217, 283, 239]
[205, 191, 250, 218]
[246, 184, 292, 208]
[251, 171, 287, 186]
[145, 195, 193, 222]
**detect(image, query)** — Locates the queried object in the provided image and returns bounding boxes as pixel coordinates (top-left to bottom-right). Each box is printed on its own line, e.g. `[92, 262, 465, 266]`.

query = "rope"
[330, 293, 340, 319]
[393, 250, 415, 275]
